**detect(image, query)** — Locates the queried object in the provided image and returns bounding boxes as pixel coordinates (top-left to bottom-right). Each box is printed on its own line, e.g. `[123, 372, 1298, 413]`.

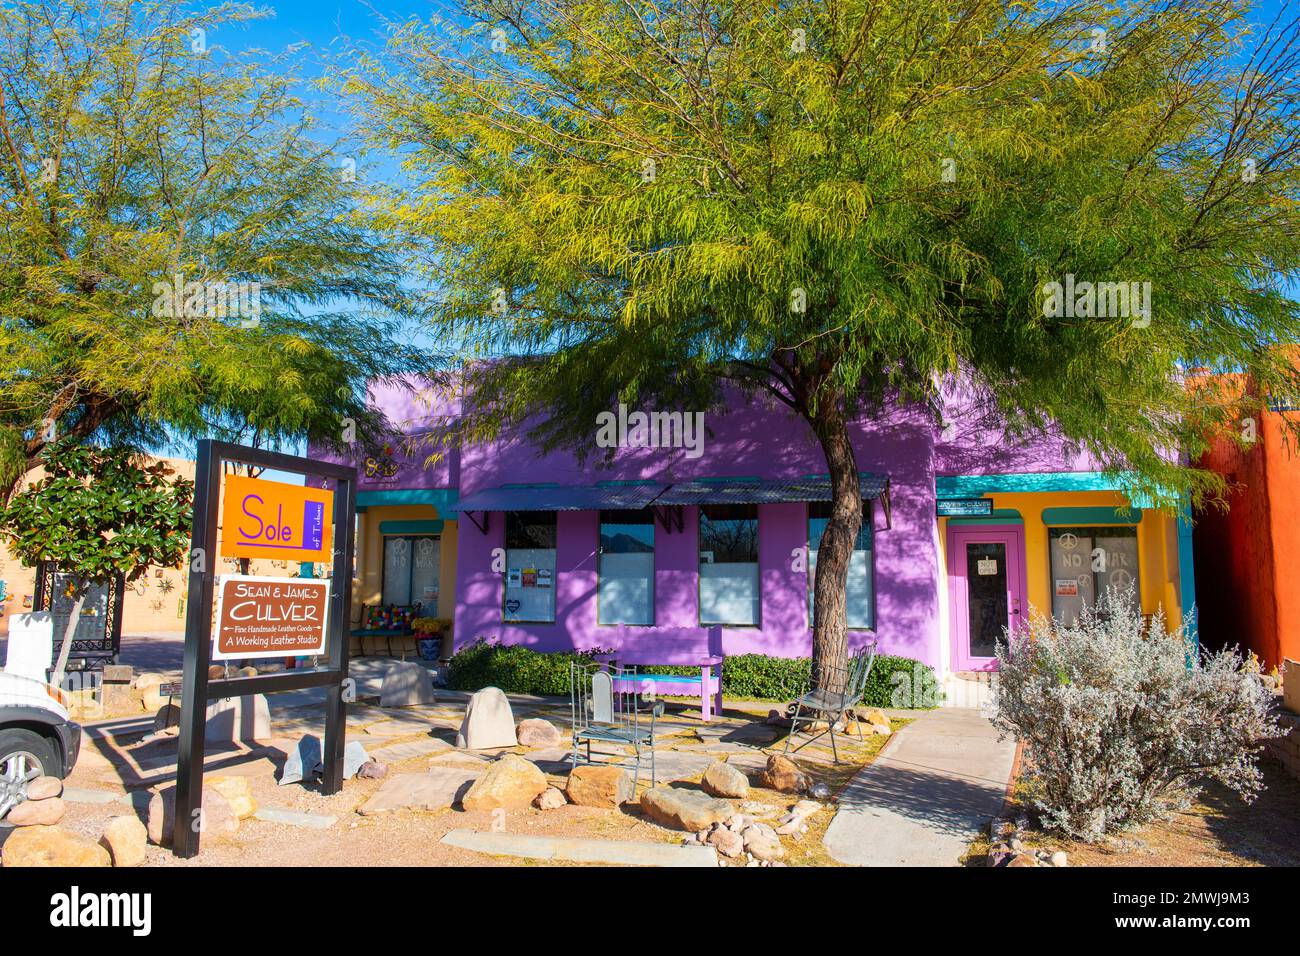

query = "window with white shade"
[699, 504, 760, 626]
[808, 502, 875, 629]
[381, 535, 440, 607]
[503, 511, 557, 623]
[1048, 526, 1140, 625]
[598, 510, 655, 625]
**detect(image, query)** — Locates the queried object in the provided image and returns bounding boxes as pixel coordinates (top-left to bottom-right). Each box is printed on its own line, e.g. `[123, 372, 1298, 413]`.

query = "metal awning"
[456, 482, 667, 533]
[653, 473, 889, 505]
[457, 473, 892, 533]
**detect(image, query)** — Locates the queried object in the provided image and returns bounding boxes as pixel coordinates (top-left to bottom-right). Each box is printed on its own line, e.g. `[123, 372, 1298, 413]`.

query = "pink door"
[948, 525, 1027, 672]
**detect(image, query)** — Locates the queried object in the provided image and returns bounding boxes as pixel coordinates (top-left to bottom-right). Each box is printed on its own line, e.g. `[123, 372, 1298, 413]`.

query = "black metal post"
[173, 440, 221, 858]
[321, 469, 355, 794]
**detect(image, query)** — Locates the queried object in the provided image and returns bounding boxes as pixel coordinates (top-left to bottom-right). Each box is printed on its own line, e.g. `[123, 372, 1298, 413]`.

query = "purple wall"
[453, 395, 941, 666]
[311, 376, 1109, 668]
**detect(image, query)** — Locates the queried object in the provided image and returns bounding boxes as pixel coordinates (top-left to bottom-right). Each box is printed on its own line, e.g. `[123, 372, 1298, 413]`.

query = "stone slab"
[440, 828, 719, 867]
[253, 808, 338, 829]
[358, 768, 480, 815]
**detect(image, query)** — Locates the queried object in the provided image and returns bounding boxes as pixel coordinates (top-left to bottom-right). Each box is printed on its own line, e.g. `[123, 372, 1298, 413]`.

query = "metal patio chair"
[784, 640, 879, 764]
[570, 660, 663, 790]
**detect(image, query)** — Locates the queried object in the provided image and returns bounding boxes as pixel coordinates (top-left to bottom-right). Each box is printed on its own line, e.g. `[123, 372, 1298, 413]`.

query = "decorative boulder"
[153, 703, 181, 735]
[206, 775, 257, 820]
[455, 687, 517, 750]
[146, 786, 239, 847]
[460, 754, 547, 811]
[136, 673, 169, 712]
[859, 708, 890, 726]
[701, 761, 749, 799]
[26, 776, 62, 801]
[379, 661, 438, 707]
[742, 823, 785, 861]
[101, 815, 148, 867]
[758, 754, 808, 794]
[1, 826, 110, 867]
[5, 796, 66, 827]
[534, 786, 567, 810]
[707, 827, 744, 858]
[516, 718, 563, 747]
[639, 787, 734, 832]
[205, 694, 271, 746]
[565, 765, 633, 808]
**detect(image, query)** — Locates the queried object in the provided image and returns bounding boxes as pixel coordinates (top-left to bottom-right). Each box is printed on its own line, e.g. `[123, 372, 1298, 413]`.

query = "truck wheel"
[0, 728, 60, 819]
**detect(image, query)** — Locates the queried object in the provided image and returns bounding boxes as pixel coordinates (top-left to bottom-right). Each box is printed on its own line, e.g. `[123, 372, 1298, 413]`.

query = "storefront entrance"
[947, 525, 1027, 672]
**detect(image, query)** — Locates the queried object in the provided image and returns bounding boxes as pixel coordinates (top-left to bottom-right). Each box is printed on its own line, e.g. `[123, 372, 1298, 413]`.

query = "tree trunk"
[50, 583, 87, 691]
[808, 396, 863, 694]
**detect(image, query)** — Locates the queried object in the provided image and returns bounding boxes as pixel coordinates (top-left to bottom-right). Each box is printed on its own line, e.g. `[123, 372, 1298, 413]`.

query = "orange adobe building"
[1194, 374, 1300, 672]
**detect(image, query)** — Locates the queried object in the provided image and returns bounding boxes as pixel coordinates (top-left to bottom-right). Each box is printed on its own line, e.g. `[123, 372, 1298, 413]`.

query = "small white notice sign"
[977, 559, 998, 576]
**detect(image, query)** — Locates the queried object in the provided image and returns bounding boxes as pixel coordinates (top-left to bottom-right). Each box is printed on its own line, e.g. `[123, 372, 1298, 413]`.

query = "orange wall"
[1195, 391, 1300, 671]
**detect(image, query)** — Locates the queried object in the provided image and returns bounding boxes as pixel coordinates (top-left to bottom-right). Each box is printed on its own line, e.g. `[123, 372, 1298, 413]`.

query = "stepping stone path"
[369, 737, 450, 765]
[358, 768, 481, 815]
[640, 787, 735, 831]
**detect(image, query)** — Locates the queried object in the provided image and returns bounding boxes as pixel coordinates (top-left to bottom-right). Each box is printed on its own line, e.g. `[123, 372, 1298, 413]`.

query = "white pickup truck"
[0, 670, 82, 818]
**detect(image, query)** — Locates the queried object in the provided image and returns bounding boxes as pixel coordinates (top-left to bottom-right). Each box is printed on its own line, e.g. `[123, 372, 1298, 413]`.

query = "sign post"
[172, 440, 356, 858]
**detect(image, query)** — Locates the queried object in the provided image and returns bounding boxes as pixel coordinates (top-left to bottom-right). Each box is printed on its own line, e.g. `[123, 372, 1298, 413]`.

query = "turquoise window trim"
[936, 471, 1140, 497]
[379, 519, 444, 536]
[947, 508, 1024, 526]
[355, 489, 459, 515]
[1041, 506, 1142, 526]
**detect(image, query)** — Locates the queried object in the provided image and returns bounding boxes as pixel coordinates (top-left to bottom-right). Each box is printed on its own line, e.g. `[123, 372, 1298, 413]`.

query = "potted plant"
[412, 617, 451, 662]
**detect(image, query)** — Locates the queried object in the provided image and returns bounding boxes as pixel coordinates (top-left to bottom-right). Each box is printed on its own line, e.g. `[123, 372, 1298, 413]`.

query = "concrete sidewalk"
[823, 708, 1016, 866]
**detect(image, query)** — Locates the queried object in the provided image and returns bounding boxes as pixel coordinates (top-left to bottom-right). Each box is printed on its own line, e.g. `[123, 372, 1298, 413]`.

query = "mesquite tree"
[0, 443, 193, 686]
[341, 0, 1300, 686]
[0, 0, 426, 499]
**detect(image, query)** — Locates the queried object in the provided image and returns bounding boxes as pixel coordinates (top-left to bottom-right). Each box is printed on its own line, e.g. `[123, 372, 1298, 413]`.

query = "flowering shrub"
[993, 589, 1279, 842]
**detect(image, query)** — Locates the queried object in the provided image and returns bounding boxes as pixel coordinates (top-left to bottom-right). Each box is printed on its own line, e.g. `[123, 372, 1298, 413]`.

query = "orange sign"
[212, 575, 330, 660]
[220, 474, 334, 562]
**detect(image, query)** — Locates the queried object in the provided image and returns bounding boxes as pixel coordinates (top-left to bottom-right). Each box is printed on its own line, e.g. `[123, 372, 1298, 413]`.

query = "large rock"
[101, 815, 148, 867]
[205, 694, 271, 746]
[27, 776, 63, 801]
[379, 661, 438, 707]
[639, 787, 735, 832]
[455, 687, 517, 750]
[460, 754, 547, 811]
[206, 775, 257, 820]
[565, 765, 633, 808]
[758, 754, 808, 794]
[153, 703, 181, 735]
[136, 673, 169, 712]
[146, 786, 239, 847]
[516, 718, 563, 748]
[2, 825, 110, 867]
[701, 761, 749, 799]
[5, 796, 66, 827]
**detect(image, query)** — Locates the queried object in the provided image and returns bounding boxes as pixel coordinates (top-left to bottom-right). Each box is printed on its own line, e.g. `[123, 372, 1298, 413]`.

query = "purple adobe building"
[314, 378, 1194, 698]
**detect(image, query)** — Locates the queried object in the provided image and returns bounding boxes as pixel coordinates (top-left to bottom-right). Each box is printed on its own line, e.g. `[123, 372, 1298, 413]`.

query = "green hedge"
[447, 639, 938, 708]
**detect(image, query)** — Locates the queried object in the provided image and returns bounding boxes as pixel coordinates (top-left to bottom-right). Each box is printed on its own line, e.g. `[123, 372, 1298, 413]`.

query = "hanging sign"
[211, 575, 330, 660]
[220, 474, 334, 561]
[937, 498, 993, 517]
[977, 558, 998, 576]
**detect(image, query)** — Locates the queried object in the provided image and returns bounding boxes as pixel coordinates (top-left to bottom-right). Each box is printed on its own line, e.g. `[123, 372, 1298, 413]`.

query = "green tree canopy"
[341, 0, 1300, 678]
[0, 0, 426, 497]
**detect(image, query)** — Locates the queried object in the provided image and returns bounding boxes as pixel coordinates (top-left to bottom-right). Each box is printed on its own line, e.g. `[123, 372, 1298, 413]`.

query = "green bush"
[446, 639, 603, 696]
[448, 639, 937, 708]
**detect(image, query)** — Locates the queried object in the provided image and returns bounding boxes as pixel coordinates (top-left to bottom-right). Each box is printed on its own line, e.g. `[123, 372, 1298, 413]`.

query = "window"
[699, 504, 760, 626]
[381, 536, 440, 607]
[598, 510, 655, 625]
[1048, 526, 1140, 625]
[808, 502, 875, 629]
[503, 511, 557, 622]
